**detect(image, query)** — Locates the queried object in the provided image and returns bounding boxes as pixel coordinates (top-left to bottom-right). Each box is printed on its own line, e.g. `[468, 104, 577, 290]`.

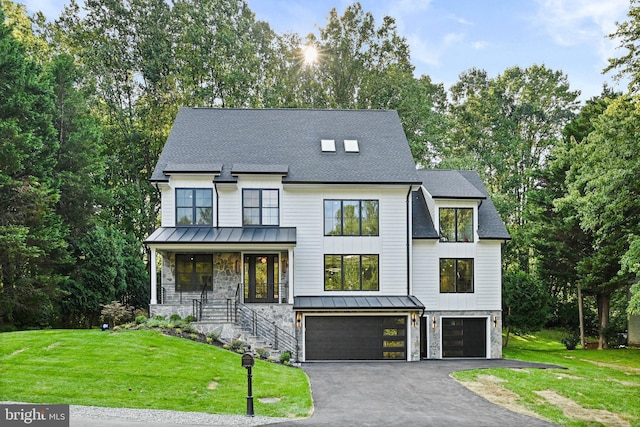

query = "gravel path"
[3, 402, 295, 427]
[72, 405, 293, 426]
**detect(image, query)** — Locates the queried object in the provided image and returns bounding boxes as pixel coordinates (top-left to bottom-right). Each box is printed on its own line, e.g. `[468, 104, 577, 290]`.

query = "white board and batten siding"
[413, 240, 501, 311]
[284, 186, 409, 296]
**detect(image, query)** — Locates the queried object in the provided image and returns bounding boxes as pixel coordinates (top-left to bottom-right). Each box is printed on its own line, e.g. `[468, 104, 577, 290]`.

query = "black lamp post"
[241, 352, 255, 417]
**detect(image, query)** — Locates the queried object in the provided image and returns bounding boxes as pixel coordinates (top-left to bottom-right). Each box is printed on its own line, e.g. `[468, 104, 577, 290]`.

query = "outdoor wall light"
[493, 315, 498, 328]
[411, 312, 417, 327]
[296, 312, 302, 328]
[235, 260, 241, 274]
[431, 315, 436, 330]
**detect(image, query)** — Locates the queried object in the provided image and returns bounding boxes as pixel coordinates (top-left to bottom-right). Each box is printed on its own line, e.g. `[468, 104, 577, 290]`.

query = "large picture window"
[175, 254, 213, 292]
[243, 189, 279, 225]
[324, 200, 379, 236]
[324, 255, 379, 291]
[176, 188, 213, 225]
[439, 208, 473, 242]
[440, 258, 474, 293]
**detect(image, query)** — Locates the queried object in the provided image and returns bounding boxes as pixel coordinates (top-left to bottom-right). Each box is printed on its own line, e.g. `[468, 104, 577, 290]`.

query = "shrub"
[100, 301, 133, 327]
[561, 333, 580, 350]
[206, 331, 220, 341]
[230, 339, 244, 352]
[279, 351, 291, 364]
[181, 324, 196, 334]
[135, 315, 147, 325]
[169, 314, 182, 322]
[184, 315, 196, 323]
[154, 315, 165, 321]
[256, 348, 270, 359]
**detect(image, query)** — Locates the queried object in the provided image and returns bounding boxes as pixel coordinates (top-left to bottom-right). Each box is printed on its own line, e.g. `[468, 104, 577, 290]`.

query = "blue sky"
[25, 0, 631, 101]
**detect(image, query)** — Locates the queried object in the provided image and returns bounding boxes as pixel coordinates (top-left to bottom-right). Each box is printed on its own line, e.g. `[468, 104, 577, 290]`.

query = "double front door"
[244, 254, 279, 303]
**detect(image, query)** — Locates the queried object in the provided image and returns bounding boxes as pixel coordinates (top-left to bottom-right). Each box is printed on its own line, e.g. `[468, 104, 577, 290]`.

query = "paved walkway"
[67, 359, 559, 427]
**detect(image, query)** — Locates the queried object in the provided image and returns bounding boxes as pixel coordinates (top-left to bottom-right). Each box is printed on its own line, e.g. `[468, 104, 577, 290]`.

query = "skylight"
[321, 139, 336, 152]
[344, 139, 359, 153]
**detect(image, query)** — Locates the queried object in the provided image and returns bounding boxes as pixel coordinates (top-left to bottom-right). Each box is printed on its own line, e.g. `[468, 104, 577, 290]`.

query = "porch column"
[150, 247, 157, 305]
[288, 248, 294, 304]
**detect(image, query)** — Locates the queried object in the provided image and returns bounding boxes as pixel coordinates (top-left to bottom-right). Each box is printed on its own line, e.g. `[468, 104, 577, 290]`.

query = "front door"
[244, 254, 279, 303]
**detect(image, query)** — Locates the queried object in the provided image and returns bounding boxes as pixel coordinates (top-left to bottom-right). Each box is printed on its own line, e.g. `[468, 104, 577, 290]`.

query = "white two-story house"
[145, 108, 509, 361]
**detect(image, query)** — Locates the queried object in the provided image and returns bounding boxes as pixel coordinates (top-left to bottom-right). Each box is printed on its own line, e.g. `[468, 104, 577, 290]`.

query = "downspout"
[406, 186, 412, 295]
[213, 181, 219, 228]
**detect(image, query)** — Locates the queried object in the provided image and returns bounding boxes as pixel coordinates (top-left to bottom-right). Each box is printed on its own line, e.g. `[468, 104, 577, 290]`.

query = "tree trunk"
[578, 285, 585, 349]
[503, 306, 512, 348]
[597, 292, 611, 349]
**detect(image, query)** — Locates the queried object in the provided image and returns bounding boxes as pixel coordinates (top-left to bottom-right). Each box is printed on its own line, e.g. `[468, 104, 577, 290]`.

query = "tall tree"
[0, 4, 65, 328]
[529, 89, 616, 338]
[560, 95, 640, 347]
[606, 0, 640, 94]
[172, 0, 272, 107]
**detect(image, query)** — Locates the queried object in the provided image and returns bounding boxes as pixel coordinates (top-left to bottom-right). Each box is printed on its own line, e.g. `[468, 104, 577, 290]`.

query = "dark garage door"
[305, 316, 406, 360]
[442, 318, 486, 357]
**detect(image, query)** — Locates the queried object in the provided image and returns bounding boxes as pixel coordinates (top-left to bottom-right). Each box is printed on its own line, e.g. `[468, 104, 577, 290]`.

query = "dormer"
[414, 170, 510, 242]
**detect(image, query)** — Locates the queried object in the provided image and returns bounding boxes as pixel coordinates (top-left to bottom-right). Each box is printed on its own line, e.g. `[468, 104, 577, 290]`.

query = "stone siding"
[160, 252, 242, 304]
[424, 310, 502, 359]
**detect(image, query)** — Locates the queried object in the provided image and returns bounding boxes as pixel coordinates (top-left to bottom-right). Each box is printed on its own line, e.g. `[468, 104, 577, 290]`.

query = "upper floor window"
[176, 188, 213, 225]
[324, 200, 379, 236]
[439, 208, 473, 242]
[440, 258, 474, 293]
[243, 189, 279, 226]
[324, 254, 379, 291]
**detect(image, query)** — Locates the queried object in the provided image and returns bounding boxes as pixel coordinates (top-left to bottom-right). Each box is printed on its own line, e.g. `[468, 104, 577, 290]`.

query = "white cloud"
[408, 31, 464, 67]
[534, 0, 629, 63]
[443, 32, 464, 45]
[407, 34, 442, 66]
[472, 40, 488, 50]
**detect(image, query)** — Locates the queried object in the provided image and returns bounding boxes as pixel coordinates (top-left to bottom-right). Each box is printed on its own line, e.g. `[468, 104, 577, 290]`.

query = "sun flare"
[303, 45, 319, 65]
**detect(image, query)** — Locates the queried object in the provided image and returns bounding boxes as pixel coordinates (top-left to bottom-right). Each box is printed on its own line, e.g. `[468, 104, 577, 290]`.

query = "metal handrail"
[226, 293, 298, 361]
[192, 299, 203, 321]
[199, 279, 209, 304]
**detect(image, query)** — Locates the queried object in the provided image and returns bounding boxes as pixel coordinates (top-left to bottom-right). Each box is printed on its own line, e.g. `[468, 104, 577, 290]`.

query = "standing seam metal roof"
[144, 226, 297, 244]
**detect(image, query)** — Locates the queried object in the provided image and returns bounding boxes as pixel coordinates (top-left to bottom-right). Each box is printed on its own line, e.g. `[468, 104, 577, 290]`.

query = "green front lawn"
[453, 330, 640, 426]
[0, 329, 312, 418]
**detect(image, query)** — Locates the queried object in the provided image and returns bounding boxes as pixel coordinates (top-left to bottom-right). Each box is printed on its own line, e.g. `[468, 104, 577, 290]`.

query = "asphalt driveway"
[268, 359, 559, 427]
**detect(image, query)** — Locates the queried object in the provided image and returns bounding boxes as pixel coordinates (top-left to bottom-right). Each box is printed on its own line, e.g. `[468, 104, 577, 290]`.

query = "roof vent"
[344, 139, 359, 153]
[321, 139, 336, 152]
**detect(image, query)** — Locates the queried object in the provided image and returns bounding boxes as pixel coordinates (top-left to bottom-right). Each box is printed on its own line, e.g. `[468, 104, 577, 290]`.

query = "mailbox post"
[241, 352, 255, 417]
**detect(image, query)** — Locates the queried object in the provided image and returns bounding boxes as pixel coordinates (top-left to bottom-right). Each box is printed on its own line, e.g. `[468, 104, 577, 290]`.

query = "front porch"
[146, 249, 298, 359]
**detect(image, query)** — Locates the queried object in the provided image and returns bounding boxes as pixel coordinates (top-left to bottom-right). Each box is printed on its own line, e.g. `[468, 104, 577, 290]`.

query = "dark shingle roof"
[420, 170, 486, 199]
[151, 108, 421, 184]
[416, 170, 510, 240]
[412, 190, 439, 239]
